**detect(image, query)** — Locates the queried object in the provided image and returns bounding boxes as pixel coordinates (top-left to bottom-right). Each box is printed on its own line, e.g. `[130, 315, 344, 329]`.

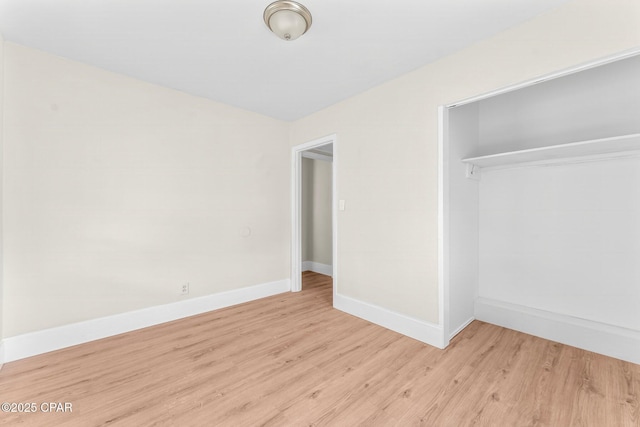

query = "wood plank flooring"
[0, 271, 638, 426]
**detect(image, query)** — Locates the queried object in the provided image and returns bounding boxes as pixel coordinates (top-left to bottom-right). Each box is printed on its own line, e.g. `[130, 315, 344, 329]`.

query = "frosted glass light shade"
[264, 1, 312, 41]
[269, 10, 307, 40]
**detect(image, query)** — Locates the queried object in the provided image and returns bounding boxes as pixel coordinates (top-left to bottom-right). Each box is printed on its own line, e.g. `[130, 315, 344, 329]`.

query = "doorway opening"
[291, 134, 337, 301]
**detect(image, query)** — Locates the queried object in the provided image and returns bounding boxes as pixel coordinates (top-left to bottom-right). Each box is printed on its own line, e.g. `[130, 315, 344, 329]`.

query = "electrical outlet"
[181, 283, 189, 295]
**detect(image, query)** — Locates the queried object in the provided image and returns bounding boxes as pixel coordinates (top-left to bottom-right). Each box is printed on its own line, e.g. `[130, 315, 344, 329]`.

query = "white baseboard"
[0, 341, 5, 369]
[302, 261, 333, 277]
[2, 279, 290, 363]
[334, 293, 445, 349]
[475, 297, 640, 365]
[450, 317, 475, 340]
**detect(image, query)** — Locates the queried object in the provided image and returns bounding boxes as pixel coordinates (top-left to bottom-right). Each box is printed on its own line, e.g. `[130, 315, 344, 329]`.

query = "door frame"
[291, 134, 338, 299]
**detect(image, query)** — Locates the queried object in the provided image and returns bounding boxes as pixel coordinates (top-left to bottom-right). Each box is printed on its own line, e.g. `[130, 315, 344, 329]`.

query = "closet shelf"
[461, 133, 640, 171]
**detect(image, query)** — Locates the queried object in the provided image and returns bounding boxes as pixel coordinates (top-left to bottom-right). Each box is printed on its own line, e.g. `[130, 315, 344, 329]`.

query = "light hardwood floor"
[0, 271, 638, 426]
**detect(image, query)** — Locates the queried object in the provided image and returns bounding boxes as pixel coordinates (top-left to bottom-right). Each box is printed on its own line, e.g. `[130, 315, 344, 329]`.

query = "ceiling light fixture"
[263, 1, 312, 41]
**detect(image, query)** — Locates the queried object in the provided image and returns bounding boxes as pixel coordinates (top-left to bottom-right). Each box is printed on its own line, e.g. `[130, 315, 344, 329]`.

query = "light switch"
[339, 200, 346, 211]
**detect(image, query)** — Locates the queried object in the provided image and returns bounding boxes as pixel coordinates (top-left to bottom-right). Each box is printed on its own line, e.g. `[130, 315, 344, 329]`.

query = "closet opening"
[441, 51, 640, 364]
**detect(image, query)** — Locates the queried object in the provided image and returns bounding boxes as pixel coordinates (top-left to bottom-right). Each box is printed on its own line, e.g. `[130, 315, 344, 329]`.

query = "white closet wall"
[479, 158, 640, 330]
[446, 103, 479, 341]
[477, 54, 640, 153]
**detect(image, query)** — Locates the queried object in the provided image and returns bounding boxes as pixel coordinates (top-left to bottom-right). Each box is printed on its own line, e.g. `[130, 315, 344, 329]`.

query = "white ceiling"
[0, 0, 571, 121]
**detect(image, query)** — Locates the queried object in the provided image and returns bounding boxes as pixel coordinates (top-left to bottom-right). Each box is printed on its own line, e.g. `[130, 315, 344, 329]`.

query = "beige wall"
[290, 0, 640, 323]
[2, 43, 290, 337]
[301, 158, 332, 266]
[301, 158, 312, 263]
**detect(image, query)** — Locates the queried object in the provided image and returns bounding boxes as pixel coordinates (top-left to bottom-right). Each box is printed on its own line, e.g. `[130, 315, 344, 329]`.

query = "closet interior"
[445, 53, 640, 363]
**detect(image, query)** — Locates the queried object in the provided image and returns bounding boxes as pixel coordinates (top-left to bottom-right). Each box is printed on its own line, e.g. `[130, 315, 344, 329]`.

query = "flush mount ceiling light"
[263, 1, 312, 41]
